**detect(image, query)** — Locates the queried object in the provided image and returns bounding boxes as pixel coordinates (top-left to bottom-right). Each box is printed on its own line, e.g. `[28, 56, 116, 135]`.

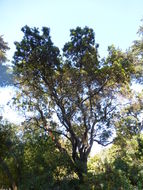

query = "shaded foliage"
[0, 64, 13, 86]
[0, 122, 75, 190]
[0, 35, 13, 86]
[87, 134, 143, 190]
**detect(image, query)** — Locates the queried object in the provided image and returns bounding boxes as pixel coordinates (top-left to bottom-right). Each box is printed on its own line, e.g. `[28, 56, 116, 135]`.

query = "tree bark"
[11, 182, 18, 190]
[0, 157, 17, 190]
[75, 157, 88, 183]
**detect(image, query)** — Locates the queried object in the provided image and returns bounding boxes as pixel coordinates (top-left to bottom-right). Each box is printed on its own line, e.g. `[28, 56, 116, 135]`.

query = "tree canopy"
[12, 25, 136, 182]
[0, 36, 9, 64]
[0, 22, 143, 189]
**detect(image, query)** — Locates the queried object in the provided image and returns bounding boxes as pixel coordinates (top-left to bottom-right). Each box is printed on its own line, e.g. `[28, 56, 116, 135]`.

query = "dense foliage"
[1, 23, 143, 189]
[12, 25, 135, 182]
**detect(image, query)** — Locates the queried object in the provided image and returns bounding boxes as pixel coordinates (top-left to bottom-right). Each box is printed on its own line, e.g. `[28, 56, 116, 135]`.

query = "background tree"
[0, 35, 9, 63]
[131, 21, 143, 84]
[0, 121, 19, 190]
[0, 35, 13, 86]
[17, 125, 73, 190]
[87, 133, 143, 189]
[0, 121, 74, 190]
[13, 25, 135, 182]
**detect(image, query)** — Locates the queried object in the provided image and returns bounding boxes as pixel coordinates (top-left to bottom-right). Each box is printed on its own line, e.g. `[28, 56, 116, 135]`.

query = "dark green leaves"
[0, 36, 9, 64]
[13, 25, 61, 81]
[12, 25, 137, 182]
[63, 26, 98, 69]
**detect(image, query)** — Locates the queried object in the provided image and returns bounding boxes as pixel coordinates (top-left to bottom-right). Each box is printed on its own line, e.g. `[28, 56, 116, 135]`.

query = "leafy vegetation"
[12, 25, 135, 182]
[0, 36, 13, 86]
[0, 23, 143, 189]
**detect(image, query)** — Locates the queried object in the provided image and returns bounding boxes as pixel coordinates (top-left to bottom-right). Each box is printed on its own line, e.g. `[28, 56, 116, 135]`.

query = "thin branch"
[45, 126, 71, 141]
[81, 77, 109, 104]
[94, 139, 114, 147]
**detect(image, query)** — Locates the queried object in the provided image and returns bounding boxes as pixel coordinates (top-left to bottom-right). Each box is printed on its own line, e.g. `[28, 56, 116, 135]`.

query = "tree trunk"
[75, 157, 88, 183]
[12, 182, 18, 190]
[0, 157, 17, 190]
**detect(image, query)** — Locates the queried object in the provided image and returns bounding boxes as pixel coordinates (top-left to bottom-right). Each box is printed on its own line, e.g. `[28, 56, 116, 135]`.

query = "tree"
[0, 121, 74, 190]
[88, 131, 143, 189]
[13, 25, 135, 182]
[0, 64, 13, 86]
[0, 121, 19, 190]
[0, 35, 9, 64]
[131, 21, 143, 83]
[0, 35, 13, 86]
[17, 125, 73, 190]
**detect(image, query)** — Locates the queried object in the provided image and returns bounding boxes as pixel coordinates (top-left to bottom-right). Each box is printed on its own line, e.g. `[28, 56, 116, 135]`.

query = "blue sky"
[0, 0, 143, 60]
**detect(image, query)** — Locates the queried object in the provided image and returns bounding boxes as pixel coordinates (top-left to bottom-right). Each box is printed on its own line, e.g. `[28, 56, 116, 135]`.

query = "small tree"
[0, 121, 19, 190]
[0, 35, 9, 63]
[13, 25, 134, 181]
[0, 35, 12, 86]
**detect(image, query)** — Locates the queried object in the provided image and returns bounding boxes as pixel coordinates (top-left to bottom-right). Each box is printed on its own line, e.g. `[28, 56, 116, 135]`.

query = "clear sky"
[0, 0, 143, 155]
[0, 0, 143, 60]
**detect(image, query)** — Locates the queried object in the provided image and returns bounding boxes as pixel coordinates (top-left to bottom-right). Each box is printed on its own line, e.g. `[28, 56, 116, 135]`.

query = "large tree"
[13, 25, 135, 181]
